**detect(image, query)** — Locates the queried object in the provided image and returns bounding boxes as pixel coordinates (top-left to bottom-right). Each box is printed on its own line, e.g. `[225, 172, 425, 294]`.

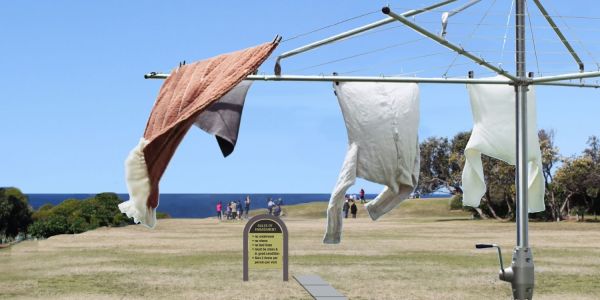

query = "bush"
[156, 212, 171, 219]
[449, 195, 463, 210]
[29, 215, 69, 238]
[0, 187, 33, 242]
[29, 193, 134, 238]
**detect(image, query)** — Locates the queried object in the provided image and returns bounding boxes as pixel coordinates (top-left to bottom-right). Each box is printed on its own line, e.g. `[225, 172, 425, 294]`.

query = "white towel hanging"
[462, 76, 545, 213]
[324, 82, 420, 244]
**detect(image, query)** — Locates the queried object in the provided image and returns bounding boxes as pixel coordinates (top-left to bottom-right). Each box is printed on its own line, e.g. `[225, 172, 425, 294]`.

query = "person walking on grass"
[267, 198, 275, 215]
[237, 200, 243, 220]
[351, 200, 358, 218]
[343, 198, 350, 218]
[216, 201, 222, 220]
[360, 188, 365, 204]
[231, 201, 238, 220]
[274, 204, 282, 217]
[244, 196, 251, 218]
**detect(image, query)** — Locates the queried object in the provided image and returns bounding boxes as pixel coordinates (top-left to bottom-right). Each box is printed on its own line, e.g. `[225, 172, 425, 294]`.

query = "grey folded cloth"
[195, 80, 252, 157]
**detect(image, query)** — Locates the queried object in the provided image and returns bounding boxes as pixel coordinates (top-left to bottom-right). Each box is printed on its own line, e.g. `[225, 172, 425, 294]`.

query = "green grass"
[248, 197, 472, 220]
[2, 198, 599, 299]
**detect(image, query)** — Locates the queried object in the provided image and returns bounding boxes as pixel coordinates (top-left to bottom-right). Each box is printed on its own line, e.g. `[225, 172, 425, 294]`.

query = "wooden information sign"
[243, 214, 288, 281]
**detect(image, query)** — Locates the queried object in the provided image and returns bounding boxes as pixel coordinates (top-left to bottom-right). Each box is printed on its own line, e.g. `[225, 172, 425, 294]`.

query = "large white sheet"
[324, 82, 420, 244]
[462, 77, 545, 212]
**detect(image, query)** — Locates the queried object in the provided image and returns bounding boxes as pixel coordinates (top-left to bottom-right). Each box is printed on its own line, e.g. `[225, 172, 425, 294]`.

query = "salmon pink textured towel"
[120, 42, 278, 227]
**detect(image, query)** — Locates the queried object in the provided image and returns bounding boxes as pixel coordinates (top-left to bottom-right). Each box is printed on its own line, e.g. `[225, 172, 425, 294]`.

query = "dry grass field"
[1, 198, 600, 299]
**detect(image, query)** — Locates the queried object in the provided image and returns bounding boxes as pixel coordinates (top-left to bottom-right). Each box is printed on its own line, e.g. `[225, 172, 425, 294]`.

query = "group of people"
[215, 196, 286, 220]
[343, 196, 359, 219]
[267, 197, 284, 217]
[346, 188, 366, 204]
[215, 192, 364, 220]
[216, 196, 251, 220]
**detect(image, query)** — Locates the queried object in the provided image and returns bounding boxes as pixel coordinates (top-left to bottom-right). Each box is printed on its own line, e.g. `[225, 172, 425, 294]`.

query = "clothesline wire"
[277, 3, 600, 46]
[409, 20, 600, 32]
[357, 58, 584, 75]
[330, 63, 591, 79]
[444, 70, 499, 79]
[281, 47, 577, 75]
[267, 2, 600, 76]
[458, 50, 570, 55]
[443, 0, 498, 77]
[287, 38, 426, 73]
[392, 61, 493, 77]
[391, 5, 600, 20]
[526, 1, 541, 76]
[500, 0, 515, 62]
[545, 1, 600, 69]
[339, 51, 450, 75]
[288, 45, 579, 74]
[392, 6, 519, 15]
[280, 9, 380, 43]
[525, 60, 600, 65]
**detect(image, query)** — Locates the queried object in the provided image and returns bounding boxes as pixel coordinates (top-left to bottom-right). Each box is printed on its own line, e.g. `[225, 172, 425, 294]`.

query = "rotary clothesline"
[283, 0, 600, 77]
[137, 2, 600, 299]
[144, 1, 600, 83]
[145, 2, 600, 87]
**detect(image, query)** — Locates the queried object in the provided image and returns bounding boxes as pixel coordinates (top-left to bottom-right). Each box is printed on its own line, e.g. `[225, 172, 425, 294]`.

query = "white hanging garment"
[462, 76, 545, 212]
[324, 82, 420, 244]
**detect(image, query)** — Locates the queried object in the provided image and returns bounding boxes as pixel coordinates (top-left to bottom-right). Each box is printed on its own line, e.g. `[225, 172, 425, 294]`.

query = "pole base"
[500, 247, 534, 300]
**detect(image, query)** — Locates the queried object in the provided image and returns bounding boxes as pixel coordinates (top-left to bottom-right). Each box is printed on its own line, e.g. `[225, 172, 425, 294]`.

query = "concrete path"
[294, 275, 347, 300]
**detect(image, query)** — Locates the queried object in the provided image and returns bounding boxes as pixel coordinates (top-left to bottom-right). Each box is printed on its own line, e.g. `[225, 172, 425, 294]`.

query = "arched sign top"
[244, 214, 288, 235]
[243, 214, 289, 281]
[249, 219, 283, 234]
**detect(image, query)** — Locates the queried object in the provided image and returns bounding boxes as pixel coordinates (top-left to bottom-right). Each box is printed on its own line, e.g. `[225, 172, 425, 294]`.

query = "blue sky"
[1, 1, 599, 193]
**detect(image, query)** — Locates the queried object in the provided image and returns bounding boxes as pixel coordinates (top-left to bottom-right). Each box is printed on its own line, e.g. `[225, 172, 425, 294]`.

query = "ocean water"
[26, 192, 450, 219]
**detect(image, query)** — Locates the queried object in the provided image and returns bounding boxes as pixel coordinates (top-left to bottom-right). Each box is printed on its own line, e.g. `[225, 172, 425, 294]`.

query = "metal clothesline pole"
[511, 1, 535, 298]
[274, 0, 458, 75]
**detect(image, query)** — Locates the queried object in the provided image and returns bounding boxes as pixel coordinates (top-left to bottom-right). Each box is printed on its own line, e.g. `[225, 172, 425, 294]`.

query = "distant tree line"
[418, 130, 600, 221]
[0, 190, 170, 243]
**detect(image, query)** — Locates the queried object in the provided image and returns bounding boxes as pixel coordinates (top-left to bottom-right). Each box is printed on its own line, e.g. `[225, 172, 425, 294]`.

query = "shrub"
[156, 212, 171, 219]
[29, 215, 69, 238]
[0, 187, 33, 242]
[449, 195, 463, 210]
[29, 193, 134, 238]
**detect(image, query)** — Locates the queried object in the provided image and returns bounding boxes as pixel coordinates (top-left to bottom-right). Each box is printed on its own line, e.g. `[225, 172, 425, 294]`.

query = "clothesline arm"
[382, 7, 518, 82]
[144, 73, 512, 84]
[532, 70, 600, 83]
[534, 82, 600, 88]
[532, 0, 584, 72]
[143, 73, 600, 88]
[273, 0, 458, 75]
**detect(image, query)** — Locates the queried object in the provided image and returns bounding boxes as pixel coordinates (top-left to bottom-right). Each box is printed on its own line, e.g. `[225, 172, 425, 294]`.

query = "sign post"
[243, 214, 288, 281]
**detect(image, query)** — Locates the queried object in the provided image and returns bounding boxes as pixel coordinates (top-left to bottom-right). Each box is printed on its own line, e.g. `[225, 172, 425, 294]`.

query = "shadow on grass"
[434, 218, 473, 222]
